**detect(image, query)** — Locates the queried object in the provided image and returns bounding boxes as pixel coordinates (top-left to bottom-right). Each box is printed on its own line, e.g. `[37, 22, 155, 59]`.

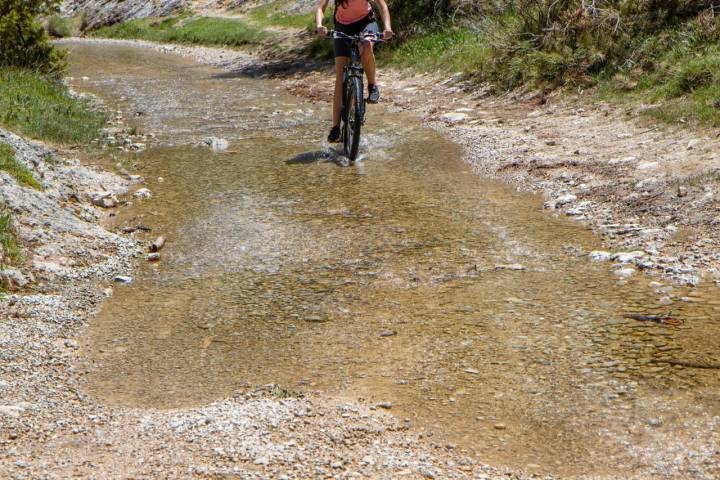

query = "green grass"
[384, 12, 720, 126]
[93, 16, 269, 48]
[0, 143, 42, 190]
[47, 14, 73, 38]
[598, 32, 720, 126]
[250, 1, 321, 29]
[0, 68, 107, 144]
[0, 213, 22, 266]
[382, 27, 491, 73]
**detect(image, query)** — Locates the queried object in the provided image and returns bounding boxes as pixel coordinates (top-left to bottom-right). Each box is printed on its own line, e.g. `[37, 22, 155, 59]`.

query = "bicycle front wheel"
[343, 76, 363, 162]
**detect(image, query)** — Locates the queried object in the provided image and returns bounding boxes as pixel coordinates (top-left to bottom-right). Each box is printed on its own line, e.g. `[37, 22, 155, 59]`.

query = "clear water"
[67, 42, 720, 477]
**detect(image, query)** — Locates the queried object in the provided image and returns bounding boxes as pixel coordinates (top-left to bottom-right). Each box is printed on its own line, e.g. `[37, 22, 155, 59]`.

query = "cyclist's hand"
[383, 29, 394, 41]
[316, 26, 328, 37]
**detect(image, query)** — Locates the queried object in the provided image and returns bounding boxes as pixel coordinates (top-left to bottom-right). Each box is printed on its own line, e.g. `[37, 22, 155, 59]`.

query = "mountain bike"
[328, 30, 384, 163]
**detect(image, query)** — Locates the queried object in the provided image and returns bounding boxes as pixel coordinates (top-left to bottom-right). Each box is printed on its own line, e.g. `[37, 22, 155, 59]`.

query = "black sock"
[369, 83, 377, 90]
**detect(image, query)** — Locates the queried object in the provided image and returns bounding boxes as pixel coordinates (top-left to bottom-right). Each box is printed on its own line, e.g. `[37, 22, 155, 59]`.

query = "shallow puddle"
[67, 42, 720, 477]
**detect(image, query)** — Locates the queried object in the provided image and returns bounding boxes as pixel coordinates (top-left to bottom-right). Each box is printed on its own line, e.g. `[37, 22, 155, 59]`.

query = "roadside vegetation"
[1, 1, 105, 144]
[0, 212, 22, 267]
[92, 16, 269, 48]
[0, 143, 42, 190]
[382, 0, 720, 126]
[0, 0, 66, 75]
[46, 14, 74, 38]
[71, 0, 720, 126]
[249, 1, 318, 29]
[0, 68, 107, 144]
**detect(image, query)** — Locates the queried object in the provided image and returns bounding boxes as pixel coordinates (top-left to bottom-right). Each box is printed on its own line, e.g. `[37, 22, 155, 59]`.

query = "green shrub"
[0, 0, 66, 75]
[47, 14, 72, 38]
[0, 68, 107, 144]
[386, 0, 452, 38]
[387, 27, 491, 73]
[250, 1, 322, 29]
[0, 143, 42, 190]
[0, 212, 22, 268]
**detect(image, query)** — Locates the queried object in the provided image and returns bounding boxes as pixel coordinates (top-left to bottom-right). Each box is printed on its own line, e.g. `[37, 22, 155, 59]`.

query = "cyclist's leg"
[359, 42, 376, 86]
[359, 21, 380, 102]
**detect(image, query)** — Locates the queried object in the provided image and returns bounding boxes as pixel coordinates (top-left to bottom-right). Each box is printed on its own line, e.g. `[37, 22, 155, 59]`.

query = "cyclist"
[315, 0, 393, 143]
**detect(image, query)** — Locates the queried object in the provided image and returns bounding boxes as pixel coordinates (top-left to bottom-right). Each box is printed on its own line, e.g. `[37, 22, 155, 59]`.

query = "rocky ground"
[0, 42, 538, 480]
[2, 19, 719, 479]
[61, 0, 188, 30]
[101, 36, 720, 287]
[60, 0, 316, 30]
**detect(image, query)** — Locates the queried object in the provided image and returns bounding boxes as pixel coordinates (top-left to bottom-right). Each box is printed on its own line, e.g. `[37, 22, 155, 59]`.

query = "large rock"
[0, 269, 28, 290]
[61, 0, 188, 30]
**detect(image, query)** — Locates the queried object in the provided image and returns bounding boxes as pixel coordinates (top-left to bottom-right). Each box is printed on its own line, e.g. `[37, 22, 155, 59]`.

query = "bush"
[484, 1, 720, 87]
[0, 0, 66, 75]
[47, 14, 72, 38]
[386, 0, 453, 37]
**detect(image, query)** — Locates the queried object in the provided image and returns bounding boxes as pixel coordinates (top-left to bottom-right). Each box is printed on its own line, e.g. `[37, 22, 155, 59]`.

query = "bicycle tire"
[343, 75, 364, 162]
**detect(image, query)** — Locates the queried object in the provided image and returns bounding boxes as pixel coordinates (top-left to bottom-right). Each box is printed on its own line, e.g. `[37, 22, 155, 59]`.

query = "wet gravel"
[3, 37, 716, 479]
[1, 41, 538, 480]
[67, 38, 720, 288]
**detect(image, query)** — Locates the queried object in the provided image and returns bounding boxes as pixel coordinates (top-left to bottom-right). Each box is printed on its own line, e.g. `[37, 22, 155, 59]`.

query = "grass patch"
[47, 14, 73, 38]
[250, 1, 320, 29]
[0, 213, 22, 266]
[0, 143, 42, 190]
[382, 27, 491, 74]
[597, 28, 720, 126]
[93, 16, 269, 48]
[0, 68, 107, 144]
[250, 0, 334, 29]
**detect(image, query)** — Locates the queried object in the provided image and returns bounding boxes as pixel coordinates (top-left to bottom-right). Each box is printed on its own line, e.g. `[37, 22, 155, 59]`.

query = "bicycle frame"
[331, 31, 382, 122]
[327, 31, 383, 161]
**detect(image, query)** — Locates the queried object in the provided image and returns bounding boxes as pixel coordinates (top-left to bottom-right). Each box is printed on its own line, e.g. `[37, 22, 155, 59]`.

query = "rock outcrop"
[0, 127, 136, 283]
[61, 0, 188, 30]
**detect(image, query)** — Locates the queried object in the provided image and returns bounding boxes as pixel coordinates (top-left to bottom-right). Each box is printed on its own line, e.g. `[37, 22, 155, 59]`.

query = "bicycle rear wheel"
[342, 76, 364, 162]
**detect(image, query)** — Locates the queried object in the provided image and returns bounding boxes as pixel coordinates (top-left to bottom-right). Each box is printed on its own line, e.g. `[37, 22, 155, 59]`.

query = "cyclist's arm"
[373, 0, 393, 37]
[316, 0, 330, 32]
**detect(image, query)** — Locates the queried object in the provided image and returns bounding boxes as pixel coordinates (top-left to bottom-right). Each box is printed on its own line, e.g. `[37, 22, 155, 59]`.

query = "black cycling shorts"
[333, 12, 379, 58]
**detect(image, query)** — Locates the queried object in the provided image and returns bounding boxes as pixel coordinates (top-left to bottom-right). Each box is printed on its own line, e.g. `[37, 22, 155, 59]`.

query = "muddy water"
[67, 42, 720, 477]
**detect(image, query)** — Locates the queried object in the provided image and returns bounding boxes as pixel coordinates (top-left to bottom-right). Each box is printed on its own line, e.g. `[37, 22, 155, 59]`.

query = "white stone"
[589, 251, 611, 262]
[687, 139, 702, 150]
[133, 188, 152, 199]
[494, 264, 527, 271]
[614, 268, 636, 277]
[636, 161, 659, 170]
[555, 194, 577, 206]
[439, 112, 468, 124]
[205, 137, 229, 151]
[609, 156, 637, 165]
[611, 251, 645, 263]
[0, 405, 25, 417]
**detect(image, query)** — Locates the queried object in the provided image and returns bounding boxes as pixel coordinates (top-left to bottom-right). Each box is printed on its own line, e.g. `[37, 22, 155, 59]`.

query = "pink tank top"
[335, 0, 372, 25]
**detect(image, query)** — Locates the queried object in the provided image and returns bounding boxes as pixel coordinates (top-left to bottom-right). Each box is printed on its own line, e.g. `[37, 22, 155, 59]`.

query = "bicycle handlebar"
[326, 30, 385, 43]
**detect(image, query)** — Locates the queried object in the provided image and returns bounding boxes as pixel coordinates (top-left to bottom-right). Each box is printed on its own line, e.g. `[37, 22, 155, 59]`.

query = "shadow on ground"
[286, 149, 347, 166]
[212, 56, 327, 80]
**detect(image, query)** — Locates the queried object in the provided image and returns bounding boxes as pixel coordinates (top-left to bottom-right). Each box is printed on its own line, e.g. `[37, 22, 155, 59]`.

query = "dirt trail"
[284, 69, 720, 287]
[0, 40, 528, 480]
[2, 29, 719, 479]
[113, 25, 720, 287]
